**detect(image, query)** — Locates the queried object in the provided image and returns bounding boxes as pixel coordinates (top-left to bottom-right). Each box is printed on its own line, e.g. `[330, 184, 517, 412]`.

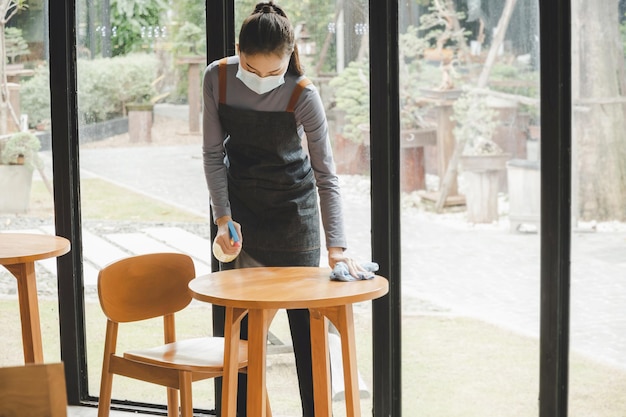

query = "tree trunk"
[0, 1, 22, 135]
[573, 0, 626, 221]
[0, 15, 7, 135]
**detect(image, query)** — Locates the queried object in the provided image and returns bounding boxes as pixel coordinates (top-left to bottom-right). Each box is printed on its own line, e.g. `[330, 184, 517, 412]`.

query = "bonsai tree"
[0, 131, 41, 168]
[451, 90, 503, 155]
[4, 27, 29, 65]
[419, 0, 469, 61]
[328, 58, 369, 144]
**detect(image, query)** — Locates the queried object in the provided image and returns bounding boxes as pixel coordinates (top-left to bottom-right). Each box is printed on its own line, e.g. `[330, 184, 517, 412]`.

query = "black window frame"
[50, 0, 571, 416]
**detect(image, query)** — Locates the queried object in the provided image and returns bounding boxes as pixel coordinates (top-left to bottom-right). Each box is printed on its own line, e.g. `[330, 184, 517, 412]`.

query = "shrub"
[452, 90, 502, 155]
[329, 59, 369, 144]
[21, 53, 160, 126]
[20, 64, 51, 128]
[0, 131, 42, 168]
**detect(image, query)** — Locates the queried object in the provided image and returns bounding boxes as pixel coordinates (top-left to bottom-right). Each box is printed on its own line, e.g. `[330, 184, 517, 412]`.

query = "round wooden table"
[188, 266, 388, 417]
[0, 233, 71, 363]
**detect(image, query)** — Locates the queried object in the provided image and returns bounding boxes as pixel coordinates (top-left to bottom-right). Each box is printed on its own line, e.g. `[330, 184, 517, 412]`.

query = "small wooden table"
[0, 233, 71, 363]
[188, 266, 388, 417]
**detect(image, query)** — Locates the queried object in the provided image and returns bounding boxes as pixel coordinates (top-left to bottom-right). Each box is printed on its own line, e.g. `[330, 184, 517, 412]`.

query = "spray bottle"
[212, 220, 241, 263]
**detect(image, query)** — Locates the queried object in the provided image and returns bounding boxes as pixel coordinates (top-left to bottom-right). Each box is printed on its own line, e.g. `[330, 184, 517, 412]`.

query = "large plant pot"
[333, 133, 369, 175]
[460, 153, 511, 223]
[0, 165, 34, 213]
[506, 159, 540, 232]
[334, 125, 439, 185]
[400, 128, 437, 192]
[127, 103, 153, 143]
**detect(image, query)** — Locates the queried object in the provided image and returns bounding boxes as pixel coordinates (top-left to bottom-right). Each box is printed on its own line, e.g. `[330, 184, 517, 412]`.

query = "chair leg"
[97, 367, 113, 417]
[265, 384, 272, 417]
[98, 324, 117, 417]
[179, 371, 193, 417]
[167, 387, 179, 417]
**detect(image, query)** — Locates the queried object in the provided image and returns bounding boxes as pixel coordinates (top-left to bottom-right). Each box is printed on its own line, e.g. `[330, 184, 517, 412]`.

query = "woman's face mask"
[237, 52, 289, 95]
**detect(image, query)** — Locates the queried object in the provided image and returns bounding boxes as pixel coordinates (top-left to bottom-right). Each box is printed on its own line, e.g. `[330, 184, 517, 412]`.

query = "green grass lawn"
[29, 178, 205, 222]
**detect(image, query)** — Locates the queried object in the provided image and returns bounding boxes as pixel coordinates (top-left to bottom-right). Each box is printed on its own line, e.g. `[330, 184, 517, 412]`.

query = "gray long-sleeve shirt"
[202, 55, 347, 249]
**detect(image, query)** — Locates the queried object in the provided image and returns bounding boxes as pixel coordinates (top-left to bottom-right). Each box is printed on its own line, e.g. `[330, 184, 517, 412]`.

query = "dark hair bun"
[253, 2, 287, 17]
[254, 2, 274, 14]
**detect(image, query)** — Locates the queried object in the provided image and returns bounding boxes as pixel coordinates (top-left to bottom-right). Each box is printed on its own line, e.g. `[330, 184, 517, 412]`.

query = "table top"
[188, 266, 388, 309]
[0, 233, 71, 265]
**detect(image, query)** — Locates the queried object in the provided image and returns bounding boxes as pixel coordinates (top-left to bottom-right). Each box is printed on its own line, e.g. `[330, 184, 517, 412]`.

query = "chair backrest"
[98, 252, 196, 323]
[0, 362, 67, 417]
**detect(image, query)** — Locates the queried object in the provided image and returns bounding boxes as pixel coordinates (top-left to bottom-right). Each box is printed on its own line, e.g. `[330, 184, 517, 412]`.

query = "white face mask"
[236, 64, 285, 95]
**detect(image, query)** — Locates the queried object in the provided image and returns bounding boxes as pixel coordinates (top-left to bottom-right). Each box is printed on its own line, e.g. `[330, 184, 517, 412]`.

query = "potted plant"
[125, 76, 169, 143]
[506, 102, 540, 232]
[416, 0, 470, 98]
[418, 0, 469, 64]
[0, 131, 42, 213]
[452, 90, 511, 223]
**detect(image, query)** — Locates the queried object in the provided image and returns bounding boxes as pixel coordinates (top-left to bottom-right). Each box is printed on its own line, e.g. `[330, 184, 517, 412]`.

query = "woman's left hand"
[328, 247, 367, 279]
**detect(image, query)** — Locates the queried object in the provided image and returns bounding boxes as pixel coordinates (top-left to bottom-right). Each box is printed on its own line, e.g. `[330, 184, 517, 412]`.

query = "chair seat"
[124, 337, 247, 372]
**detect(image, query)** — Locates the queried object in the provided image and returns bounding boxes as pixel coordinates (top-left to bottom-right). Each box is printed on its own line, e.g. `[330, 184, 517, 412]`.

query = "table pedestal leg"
[314, 305, 361, 417]
[4, 262, 43, 363]
[247, 308, 277, 417]
[222, 307, 247, 417]
[309, 308, 332, 417]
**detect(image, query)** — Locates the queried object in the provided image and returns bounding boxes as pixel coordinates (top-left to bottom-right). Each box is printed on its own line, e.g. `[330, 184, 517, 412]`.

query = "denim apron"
[217, 59, 321, 268]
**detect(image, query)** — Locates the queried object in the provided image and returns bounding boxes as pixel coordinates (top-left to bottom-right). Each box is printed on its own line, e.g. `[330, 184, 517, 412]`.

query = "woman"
[202, 2, 365, 416]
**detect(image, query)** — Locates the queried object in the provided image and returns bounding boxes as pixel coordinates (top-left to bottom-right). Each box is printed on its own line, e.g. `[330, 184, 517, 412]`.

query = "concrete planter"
[460, 153, 511, 223]
[506, 159, 540, 232]
[127, 103, 154, 143]
[334, 132, 369, 175]
[356, 125, 438, 191]
[400, 128, 437, 192]
[0, 165, 34, 213]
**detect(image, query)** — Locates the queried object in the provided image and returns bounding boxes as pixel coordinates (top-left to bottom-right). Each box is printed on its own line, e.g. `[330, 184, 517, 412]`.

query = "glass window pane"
[570, 1, 626, 414]
[0, 3, 59, 366]
[77, 0, 212, 406]
[77, 0, 373, 413]
[400, 1, 541, 414]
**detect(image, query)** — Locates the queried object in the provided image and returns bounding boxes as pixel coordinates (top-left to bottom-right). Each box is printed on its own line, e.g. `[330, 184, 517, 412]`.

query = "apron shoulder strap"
[218, 58, 229, 104]
[286, 78, 312, 113]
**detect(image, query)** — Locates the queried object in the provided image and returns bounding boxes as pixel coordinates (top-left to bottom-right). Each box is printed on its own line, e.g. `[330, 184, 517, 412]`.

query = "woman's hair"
[238, 1, 304, 76]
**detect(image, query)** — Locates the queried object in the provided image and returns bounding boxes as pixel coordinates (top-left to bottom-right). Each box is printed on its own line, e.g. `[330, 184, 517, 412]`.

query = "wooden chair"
[0, 362, 67, 417]
[97, 253, 252, 417]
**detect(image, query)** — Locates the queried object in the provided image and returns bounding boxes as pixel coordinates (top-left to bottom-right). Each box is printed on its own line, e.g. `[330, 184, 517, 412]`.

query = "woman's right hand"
[215, 216, 243, 255]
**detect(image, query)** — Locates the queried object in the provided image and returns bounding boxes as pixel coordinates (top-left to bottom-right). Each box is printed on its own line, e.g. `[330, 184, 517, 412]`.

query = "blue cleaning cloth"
[330, 261, 379, 282]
